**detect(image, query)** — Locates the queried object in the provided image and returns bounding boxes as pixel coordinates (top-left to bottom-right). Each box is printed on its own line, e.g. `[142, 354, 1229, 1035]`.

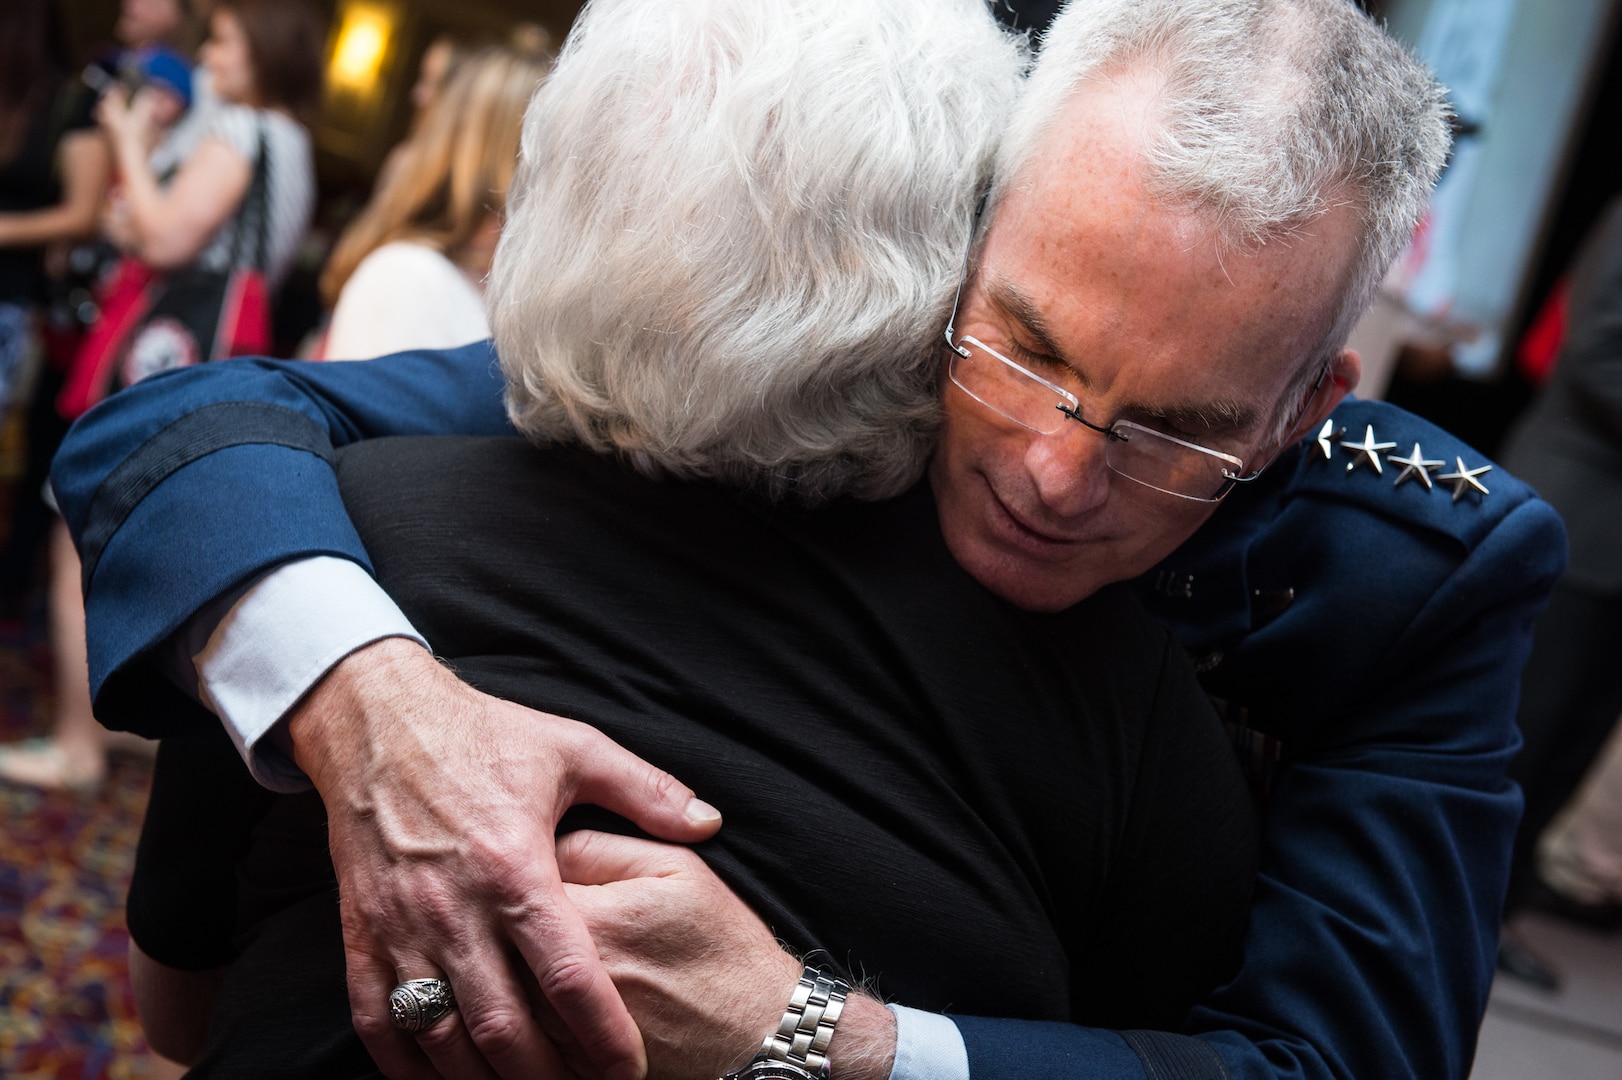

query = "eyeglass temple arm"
[1221, 358, 1338, 488]
[945, 190, 992, 359]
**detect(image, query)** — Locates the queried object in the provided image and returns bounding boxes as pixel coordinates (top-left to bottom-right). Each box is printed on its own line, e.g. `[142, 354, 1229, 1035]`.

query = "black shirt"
[338, 436, 1258, 1028]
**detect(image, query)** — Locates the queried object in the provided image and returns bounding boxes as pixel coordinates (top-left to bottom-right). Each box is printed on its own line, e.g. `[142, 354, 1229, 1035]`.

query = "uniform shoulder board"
[1283, 397, 1534, 547]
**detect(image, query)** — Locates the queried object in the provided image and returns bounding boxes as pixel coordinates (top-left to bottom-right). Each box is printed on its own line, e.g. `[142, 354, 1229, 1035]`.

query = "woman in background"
[0, 0, 109, 577]
[0, 0, 322, 793]
[319, 40, 551, 360]
[98, 0, 322, 295]
[0, 0, 111, 790]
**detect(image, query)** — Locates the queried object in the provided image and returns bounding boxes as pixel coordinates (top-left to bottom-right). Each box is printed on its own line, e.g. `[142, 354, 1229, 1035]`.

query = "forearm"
[50, 342, 511, 732]
[0, 203, 99, 247]
[0, 131, 109, 248]
[128, 939, 227, 1066]
[104, 128, 255, 268]
[1187, 759, 1518, 1079]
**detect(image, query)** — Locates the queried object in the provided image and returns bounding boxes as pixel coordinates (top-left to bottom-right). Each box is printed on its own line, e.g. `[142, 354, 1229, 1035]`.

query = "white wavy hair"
[1000, 0, 1452, 433]
[491, 0, 1026, 502]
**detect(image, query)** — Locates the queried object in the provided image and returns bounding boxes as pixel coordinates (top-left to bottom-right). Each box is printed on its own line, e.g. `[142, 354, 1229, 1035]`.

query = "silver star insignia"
[1342, 425, 1397, 475]
[1314, 419, 1345, 461]
[1389, 443, 1445, 491]
[1437, 457, 1492, 502]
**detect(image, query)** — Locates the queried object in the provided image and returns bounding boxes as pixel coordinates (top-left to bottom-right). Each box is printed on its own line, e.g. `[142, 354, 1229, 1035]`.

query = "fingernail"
[610, 1059, 646, 1080]
[685, 798, 722, 825]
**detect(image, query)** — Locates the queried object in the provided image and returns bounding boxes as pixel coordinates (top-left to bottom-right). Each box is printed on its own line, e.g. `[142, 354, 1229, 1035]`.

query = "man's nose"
[1025, 423, 1110, 517]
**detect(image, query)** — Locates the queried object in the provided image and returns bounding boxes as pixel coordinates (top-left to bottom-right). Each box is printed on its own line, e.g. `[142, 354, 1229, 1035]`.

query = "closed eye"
[1140, 414, 1210, 441]
[1005, 339, 1072, 378]
[1128, 407, 1249, 449]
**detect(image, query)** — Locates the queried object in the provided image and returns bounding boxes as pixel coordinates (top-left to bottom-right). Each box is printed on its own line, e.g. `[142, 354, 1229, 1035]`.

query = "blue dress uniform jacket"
[50, 343, 1566, 1080]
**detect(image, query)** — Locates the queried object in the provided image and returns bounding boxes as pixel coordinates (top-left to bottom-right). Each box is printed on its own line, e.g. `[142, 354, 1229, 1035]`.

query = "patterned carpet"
[0, 605, 172, 1079]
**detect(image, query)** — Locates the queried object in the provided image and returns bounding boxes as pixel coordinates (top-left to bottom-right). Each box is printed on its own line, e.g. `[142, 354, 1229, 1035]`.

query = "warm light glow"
[329, 4, 394, 93]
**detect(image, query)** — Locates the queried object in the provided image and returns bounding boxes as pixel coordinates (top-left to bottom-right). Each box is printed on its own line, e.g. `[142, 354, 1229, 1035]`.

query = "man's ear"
[1288, 348, 1361, 443]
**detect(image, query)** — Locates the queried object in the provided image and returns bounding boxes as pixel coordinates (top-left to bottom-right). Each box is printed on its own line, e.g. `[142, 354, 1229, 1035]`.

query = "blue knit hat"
[130, 47, 194, 109]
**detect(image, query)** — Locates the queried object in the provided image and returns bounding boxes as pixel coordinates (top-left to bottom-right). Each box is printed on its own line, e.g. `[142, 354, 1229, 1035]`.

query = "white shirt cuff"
[887, 1004, 970, 1080]
[192, 555, 427, 792]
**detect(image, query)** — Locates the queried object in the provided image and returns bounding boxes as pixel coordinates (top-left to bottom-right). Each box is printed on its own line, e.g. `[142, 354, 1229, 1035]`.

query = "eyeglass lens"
[949, 342, 1071, 434]
[948, 341, 1237, 501]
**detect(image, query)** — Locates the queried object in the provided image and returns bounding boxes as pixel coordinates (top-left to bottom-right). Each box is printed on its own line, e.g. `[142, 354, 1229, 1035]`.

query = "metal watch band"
[758, 967, 850, 1077]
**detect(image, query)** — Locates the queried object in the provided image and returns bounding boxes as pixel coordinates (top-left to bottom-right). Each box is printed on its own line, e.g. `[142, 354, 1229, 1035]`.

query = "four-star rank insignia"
[1311, 419, 1491, 506]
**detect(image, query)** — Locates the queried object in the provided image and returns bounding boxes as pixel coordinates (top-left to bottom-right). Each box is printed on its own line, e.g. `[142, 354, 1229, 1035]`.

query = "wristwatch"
[721, 967, 851, 1080]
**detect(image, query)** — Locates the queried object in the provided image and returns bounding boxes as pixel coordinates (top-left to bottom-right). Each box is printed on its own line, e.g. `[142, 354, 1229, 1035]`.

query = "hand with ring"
[288, 639, 725, 1080]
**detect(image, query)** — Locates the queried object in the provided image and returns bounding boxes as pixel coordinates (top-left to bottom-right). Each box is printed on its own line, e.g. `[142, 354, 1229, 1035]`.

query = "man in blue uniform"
[49, 0, 1564, 1078]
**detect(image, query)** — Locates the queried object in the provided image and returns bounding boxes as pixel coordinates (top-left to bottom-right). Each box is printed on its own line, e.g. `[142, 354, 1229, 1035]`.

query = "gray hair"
[999, 0, 1452, 434]
[491, 0, 1026, 502]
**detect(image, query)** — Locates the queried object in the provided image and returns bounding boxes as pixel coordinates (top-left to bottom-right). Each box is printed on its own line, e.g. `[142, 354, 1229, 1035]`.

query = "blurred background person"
[0, 0, 112, 799]
[82, 0, 212, 234]
[319, 39, 551, 360]
[409, 35, 467, 129]
[365, 33, 471, 199]
[370, 25, 551, 212]
[112, 0, 204, 62]
[0, 0, 111, 615]
[96, 0, 321, 300]
[1496, 195, 1622, 988]
[115, 47, 199, 168]
[0, 0, 322, 792]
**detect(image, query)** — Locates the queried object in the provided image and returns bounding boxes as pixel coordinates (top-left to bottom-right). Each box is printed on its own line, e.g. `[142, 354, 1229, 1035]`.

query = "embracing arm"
[50, 340, 512, 734]
[51, 341, 732, 1080]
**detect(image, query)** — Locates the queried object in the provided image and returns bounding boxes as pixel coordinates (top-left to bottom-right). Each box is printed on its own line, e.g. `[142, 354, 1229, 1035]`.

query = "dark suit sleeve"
[48, 341, 513, 736]
[948, 496, 1565, 1080]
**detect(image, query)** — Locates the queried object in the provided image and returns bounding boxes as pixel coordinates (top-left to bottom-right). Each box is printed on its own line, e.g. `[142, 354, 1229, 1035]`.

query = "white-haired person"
[52, 0, 1563, 1079]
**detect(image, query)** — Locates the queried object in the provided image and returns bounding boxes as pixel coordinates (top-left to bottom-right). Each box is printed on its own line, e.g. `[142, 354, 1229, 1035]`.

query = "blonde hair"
[321, 42, 552, 306]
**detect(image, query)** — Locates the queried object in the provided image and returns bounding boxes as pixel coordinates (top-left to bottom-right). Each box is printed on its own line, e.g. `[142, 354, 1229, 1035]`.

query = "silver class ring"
[389, 978, 457, 1033]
